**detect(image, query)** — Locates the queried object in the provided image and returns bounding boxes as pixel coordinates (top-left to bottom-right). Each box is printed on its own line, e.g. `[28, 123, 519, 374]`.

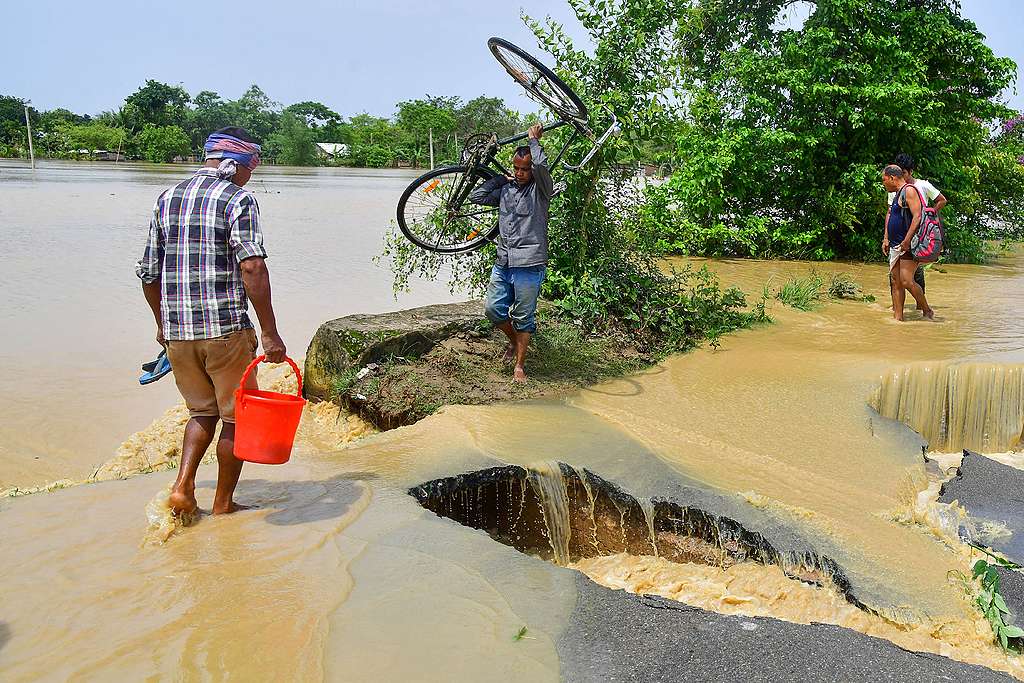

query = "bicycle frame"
[481, 112, 620, 178]
[412, 111, 622, 250]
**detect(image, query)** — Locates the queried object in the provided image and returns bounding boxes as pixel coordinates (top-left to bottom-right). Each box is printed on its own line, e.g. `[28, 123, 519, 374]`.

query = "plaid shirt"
[135, 168, 267, 341]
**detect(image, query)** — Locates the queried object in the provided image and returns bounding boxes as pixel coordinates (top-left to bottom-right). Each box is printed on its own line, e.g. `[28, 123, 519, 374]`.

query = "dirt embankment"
[303, 301, 650, 429]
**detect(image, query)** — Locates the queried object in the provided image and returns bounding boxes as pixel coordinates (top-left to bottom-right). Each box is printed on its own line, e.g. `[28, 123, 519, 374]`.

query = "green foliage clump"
[966, 549, 1024, 652]
[58, 122, 126, 158]
[266, 111, 317, 166]
[774, 273, 826, 311]
[647, 0, 1022, 264]
[772, 270, 873, 310]
[136, 124, 191, 163]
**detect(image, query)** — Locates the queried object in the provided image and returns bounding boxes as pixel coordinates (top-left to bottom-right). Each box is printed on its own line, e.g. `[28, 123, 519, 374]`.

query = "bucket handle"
[239, 355, 304, 397]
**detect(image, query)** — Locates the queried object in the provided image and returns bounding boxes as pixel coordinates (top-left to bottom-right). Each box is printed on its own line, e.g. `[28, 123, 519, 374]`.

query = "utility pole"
[24, 105, 35, 170]
[429, 127, 434, 169]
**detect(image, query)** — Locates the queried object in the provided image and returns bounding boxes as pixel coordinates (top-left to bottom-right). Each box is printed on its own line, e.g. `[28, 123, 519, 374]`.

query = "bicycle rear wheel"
[488, 37, 588, 127]
[397, 165, 500, 254]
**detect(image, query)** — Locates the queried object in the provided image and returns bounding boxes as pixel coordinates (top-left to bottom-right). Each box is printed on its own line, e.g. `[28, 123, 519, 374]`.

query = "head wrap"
[204, 132, 262, 176]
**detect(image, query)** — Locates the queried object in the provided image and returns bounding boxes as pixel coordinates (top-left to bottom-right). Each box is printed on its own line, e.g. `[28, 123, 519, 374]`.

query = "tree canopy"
[655, 0, 1021, 262]
[1, 82, 532, 168]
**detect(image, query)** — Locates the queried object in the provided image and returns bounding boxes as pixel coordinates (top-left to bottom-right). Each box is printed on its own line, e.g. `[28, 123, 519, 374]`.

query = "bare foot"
[502, 345, 515, 364]
[168, 489, 198, 516]
[513, 365, 527, 384]
[212, 501, 254, 515]
[923, 309, 935, 321]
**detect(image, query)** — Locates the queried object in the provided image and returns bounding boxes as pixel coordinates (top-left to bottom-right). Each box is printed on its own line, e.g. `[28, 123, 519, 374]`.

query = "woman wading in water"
[881, 164, 934, 321]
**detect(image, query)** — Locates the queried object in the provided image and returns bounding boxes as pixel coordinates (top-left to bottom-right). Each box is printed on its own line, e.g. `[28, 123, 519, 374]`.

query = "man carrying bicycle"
[469, 123, 551, 383]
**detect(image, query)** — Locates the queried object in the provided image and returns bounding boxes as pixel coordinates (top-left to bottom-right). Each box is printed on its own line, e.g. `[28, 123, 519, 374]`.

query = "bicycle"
[395, 37, 619, 254]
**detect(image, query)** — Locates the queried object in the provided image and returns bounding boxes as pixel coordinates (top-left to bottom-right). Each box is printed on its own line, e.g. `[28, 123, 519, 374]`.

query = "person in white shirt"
[890, 152, 947, 213]
[883, 153, 946, 302]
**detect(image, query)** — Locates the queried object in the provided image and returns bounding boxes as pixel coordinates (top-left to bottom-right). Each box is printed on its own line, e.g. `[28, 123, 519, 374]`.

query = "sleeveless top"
[887, 187, 912, 245]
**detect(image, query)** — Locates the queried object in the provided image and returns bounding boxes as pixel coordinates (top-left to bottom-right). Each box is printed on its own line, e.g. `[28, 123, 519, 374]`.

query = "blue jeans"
[484, 264, 546, 333]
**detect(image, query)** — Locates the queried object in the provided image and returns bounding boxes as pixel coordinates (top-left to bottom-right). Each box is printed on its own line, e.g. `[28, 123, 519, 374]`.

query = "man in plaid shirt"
[137, 126, 287, 517]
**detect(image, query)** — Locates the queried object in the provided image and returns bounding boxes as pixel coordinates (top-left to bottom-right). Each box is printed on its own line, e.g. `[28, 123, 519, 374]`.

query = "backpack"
[899, 184, 943, 263]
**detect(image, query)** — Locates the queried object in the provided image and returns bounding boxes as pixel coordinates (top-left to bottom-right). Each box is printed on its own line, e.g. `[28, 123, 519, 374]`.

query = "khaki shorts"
[166, 328, 259, 422]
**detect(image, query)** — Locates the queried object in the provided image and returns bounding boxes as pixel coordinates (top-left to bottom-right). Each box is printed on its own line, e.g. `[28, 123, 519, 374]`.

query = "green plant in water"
[969, 546, 1024, 652]
[827, 272, 858, 300]
[513, 626, 532, 641]
[775, 273, 825, 311]
[827, 272, 875, 302]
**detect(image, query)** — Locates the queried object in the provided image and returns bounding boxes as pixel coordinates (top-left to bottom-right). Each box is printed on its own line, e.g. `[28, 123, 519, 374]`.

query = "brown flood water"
[3, 160, 1024, 680]
[0, 159, 458, 491]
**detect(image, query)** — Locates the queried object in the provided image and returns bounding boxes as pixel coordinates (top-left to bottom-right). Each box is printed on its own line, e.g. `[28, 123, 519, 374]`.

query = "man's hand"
[528, 123, 543, 141]
[156, 325, 166, 347]
[882, 238, 890, 256]
[261, 329, 287, 364]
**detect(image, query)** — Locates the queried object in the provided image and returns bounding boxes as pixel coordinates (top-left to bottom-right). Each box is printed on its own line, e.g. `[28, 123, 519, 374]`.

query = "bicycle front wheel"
[397, 166, 500, 254]
[488, 37, 589, 128]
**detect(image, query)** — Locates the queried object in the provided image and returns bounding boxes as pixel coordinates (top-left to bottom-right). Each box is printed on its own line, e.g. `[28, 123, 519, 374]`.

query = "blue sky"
[2, 1, 1021, 117]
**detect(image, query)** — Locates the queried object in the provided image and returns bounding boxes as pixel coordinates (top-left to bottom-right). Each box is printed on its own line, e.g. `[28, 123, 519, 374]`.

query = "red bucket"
[233, 355, 306, 464]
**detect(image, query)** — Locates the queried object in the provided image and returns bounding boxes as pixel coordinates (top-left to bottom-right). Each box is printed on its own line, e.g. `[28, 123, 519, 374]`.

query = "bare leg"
[889, 270, 899, 315]
[212, 422, 246, 514]
[513, 331, 532, 383]
[496, 320, 516, 362]
[900, 259, 932, 318]
[169, 416, 218, 515]
[914, 266, 926, 309]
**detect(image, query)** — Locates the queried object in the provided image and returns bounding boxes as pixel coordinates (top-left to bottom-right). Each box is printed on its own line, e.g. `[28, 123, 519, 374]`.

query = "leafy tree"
[657, 0, 1020, 262]
[266, 111, 317, 165]
[61, 122, 126, 156]
[284, 101, 342, 141]
[226, 84, 279, 143]
[191, 91, 232, 150]
[136, 124, 191, 163]
[345, 113, 398, 146]
[124, 80, 191, 130]
[0, 95, 36, 150]
[456, 95, 523, 138]
[397, 98, 458, 165]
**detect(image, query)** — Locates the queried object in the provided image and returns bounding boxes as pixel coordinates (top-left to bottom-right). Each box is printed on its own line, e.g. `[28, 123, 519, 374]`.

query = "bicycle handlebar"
[496, 120, 571, 146]
[561, 113, 620, 172]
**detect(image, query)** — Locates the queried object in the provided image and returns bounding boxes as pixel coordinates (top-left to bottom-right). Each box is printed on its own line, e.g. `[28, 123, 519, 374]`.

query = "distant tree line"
[0, 81, 533, 167]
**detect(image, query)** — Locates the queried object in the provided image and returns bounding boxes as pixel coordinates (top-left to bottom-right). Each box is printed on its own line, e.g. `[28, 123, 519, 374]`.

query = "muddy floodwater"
[0, 160, 458, 490]
[3, 160, 1024, 680]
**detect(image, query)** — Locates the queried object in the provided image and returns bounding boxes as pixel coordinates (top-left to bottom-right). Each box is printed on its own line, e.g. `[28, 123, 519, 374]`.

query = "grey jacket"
[468, 137, 552, 268]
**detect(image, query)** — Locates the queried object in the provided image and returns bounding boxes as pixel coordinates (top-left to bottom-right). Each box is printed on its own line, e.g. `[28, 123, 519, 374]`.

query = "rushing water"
[3, 162, 1024, 680]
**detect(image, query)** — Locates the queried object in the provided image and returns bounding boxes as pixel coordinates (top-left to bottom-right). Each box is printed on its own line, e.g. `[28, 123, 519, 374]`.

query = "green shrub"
[775, 273, 825, 311]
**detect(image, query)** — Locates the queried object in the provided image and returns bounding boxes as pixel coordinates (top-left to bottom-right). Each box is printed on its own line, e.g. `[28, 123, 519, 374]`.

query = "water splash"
[143, 484, 199, 544]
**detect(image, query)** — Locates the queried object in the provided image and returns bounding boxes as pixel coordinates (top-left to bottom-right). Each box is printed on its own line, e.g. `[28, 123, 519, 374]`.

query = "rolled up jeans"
[484, 264, 546, 333]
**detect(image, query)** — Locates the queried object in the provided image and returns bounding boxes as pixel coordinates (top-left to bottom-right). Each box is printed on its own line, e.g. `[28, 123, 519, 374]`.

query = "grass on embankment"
[334, 316, 650, 429]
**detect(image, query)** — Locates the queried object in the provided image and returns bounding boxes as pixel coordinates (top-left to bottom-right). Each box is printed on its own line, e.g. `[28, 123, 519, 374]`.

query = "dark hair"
[894, 152, 915, 171]
[513, 145, 531, 159]
[215, 126, 260, 145]
[883, 164, 904, 178]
